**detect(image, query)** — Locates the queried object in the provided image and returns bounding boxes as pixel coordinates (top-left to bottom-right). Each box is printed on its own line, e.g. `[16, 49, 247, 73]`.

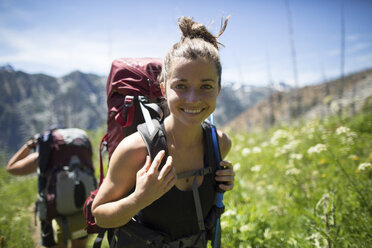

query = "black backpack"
[35, 128, 97, 246]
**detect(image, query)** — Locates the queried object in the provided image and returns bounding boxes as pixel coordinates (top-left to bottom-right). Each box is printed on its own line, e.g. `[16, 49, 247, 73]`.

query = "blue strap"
[209, 114, 224, 248]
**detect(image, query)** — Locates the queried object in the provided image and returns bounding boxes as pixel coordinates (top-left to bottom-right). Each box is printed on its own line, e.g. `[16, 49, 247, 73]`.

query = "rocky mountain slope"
[0, 67, 106, 156]
[0, 65, 272, 156]
[215, 82, 278, 126]
[225, 68, 372, 132]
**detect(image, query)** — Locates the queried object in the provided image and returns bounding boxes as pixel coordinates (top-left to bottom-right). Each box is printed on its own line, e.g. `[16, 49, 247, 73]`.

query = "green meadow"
[1, 112, 371, 247]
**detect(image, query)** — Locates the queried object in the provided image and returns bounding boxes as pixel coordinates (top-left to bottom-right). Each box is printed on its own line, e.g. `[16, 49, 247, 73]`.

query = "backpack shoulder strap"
[37, 129, 55, 193]
[137, 119, 168, 170]
[202, 120, 221, 173]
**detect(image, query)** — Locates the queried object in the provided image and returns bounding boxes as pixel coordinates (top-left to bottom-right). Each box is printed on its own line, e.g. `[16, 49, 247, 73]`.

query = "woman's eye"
[201, 84, 213, 89]
[174, 84, 186, 89]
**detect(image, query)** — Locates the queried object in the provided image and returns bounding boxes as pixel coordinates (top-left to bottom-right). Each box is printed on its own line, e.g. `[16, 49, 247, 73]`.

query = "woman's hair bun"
[178, 16, 229, 50]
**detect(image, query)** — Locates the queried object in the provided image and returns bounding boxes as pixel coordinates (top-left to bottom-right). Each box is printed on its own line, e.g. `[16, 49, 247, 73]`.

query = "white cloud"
[0, 26, 173, 77]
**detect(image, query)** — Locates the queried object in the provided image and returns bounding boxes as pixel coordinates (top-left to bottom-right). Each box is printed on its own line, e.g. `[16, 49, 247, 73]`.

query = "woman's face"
[163, 57, 220, 126]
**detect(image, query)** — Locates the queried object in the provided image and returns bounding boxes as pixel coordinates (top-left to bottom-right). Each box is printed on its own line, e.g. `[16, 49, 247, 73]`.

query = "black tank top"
[136, 126, 217, 240]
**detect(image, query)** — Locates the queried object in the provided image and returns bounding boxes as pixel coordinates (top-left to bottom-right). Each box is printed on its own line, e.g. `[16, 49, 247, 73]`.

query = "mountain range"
[0, 65, 278, 157]
[1, 64, 371, 158]
[0, 66, 106, 157]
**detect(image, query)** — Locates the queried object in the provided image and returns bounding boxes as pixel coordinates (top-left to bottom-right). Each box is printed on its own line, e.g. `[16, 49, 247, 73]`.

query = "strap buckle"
[124, 95, 134, 107]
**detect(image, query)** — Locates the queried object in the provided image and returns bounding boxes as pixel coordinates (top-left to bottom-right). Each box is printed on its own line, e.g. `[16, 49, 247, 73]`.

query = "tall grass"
[1, 112, 371, 247]
[221, 112, 372, 247]
[0, 169, 37, 247]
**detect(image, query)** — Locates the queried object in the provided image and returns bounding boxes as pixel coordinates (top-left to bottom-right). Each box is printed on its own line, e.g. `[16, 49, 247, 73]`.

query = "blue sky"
[0, 0, 371, 87]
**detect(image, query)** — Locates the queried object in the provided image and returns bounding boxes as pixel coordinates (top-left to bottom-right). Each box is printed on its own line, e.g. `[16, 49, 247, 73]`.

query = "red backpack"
[83, 58, 224, 248]
[83, 58, 164, 234]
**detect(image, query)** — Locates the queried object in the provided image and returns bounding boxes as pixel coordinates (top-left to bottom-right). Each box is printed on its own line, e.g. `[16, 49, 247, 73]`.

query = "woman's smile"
[180, 107, 205, 114]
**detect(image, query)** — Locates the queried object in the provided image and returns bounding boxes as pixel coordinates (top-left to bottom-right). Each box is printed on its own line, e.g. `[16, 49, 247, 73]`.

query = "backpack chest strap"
[176, 166, 212, 179]
[175, 166, 213, 246]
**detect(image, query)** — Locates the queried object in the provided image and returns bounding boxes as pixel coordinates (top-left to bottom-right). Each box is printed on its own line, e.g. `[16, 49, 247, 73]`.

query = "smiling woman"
[92, 16, 234, 248]
[161, 57, 220, 127]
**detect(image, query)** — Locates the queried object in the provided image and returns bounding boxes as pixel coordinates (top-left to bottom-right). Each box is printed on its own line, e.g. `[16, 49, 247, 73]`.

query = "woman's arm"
[92, 132, 177, 228]
[217, 130, 232, 159]
[215, 130, 234, 191]
[7, 139, 38, 175]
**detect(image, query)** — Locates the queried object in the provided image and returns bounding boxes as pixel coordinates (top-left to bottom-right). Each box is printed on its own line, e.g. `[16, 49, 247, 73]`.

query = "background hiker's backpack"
[36, 128, 97, 222]
[83, 58, 164, 235]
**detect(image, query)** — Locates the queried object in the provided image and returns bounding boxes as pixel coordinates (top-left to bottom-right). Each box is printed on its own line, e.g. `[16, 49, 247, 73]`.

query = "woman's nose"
[185, 89, 199, 103]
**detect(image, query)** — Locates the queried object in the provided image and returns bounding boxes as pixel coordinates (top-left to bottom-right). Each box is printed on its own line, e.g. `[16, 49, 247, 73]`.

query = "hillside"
[0, 66, 273, 158]
[215, 82, 277, 126]
[0, 68, 106, 156]
[226, 68, 372, 131]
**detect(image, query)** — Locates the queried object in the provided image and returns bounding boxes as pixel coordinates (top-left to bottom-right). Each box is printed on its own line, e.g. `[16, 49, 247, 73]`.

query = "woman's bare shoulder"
[109, 131, 149, 173]
[216, 129, 232, 159]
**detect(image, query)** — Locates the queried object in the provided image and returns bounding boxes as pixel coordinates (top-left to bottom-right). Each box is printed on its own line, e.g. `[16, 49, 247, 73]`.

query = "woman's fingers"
[142, 156, 151, 171]
[158, 156, 177, 191]
[139, 152, 175, 191]
[158, 155, 173, 178]
[218, 182, 234, 191]
[219, 160, 233, 169]
[215, 160, 235, 191]
[148, 150, 165, 173]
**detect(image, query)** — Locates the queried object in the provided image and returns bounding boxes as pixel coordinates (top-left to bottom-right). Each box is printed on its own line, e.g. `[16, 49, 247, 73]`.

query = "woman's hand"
[215, 160, 235, 191]
[26, 138, 37, 149]
[134, 150, 177, 207]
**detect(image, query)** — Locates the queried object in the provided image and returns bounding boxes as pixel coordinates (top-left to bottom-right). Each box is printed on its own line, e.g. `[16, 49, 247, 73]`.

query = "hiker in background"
[7, 128, 96, 248]
[92, 16, 234, 247]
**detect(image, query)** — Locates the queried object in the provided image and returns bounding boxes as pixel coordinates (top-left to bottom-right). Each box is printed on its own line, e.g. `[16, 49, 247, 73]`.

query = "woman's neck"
[164, 116, 203, 150]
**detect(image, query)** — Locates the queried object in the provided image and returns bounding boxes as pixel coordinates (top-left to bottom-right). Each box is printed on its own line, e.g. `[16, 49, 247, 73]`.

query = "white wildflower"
[307, 127, 315, 139]
[341, 136, 355, 145]
[261, 141, 269, 147]
[266, 185, 274, 191]
[240, 224, 251, 232]
[335, 126, 351, 135]
[242, 148, 251, 156]
[358, 162, 371, 171]
[252, 146, 262, 154]
[283, 139, 300, 151]
[223, 209, 237, 217]
[264, 228, 271, 239]
[251, 165, 261, 172]
[248, 138, 255, 145]
[286, 168, 301, 175]
[330, 100, 341, 114]
[274, 148, 285, 158]
[290, 153, 303, 160]
[270, 129, 290, 145]
[221, 220, 229, 229]
[275, 140, 300, 157]
[307, 144, 327, 155]
[236, 134, 245, 142]
[335, 126, 357, 144]
[235, 144, 242, 152]
[306, 233, 327, 248]
[233, 163, 241, 171]
[287, 237, 298, 246]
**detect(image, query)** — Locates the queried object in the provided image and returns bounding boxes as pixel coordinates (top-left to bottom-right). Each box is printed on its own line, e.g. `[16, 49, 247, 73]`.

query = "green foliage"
[1, 113, 372, 247]
[86, 125, 109, 178]
[221, 112, 372, 247]
[0, 168, 37, 247]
